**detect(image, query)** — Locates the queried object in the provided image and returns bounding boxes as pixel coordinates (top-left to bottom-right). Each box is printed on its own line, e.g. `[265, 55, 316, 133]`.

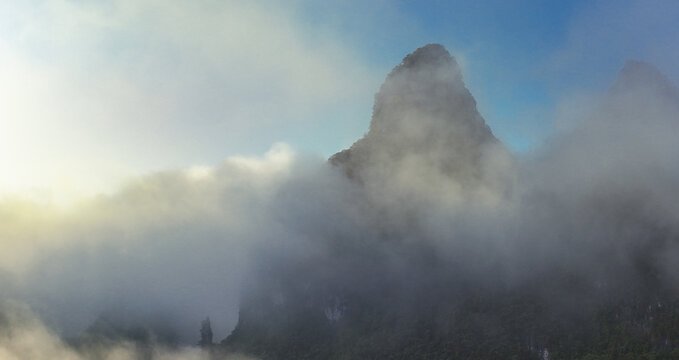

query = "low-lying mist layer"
[0, 144, 296, 344]
[0, 301, 252, 360]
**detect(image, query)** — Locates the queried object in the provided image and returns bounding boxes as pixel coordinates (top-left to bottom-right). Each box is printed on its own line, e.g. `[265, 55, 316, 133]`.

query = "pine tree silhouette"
[199, 317, 213, 347]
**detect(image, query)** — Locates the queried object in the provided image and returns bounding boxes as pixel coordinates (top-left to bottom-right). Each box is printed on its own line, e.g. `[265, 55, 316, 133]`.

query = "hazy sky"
[1, 0, 678, 203]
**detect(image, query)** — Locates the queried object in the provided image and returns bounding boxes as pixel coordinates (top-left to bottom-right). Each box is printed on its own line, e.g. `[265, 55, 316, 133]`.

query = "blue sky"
[338, 0, 585, 152]
[296, 0, 678, 153]
[0, 0, 678, 202]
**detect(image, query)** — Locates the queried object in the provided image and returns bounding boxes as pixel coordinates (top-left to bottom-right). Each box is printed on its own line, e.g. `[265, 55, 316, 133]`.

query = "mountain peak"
[331, 44, 501, 186]
[400, 43, 455, 69]
[612, 60, 678, 98]
[619, 60, 666, 82]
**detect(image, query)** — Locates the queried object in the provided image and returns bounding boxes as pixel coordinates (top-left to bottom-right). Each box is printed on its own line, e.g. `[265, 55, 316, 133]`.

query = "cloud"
[0, 0, 375, 202]
[0, 144, 296, 342]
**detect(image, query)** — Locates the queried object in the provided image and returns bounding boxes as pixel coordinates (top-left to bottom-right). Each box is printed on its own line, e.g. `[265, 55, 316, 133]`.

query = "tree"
[199, 317, 213, 347]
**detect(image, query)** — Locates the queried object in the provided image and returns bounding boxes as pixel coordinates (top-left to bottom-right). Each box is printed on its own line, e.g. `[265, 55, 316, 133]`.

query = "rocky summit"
[330, 44, 500, 186]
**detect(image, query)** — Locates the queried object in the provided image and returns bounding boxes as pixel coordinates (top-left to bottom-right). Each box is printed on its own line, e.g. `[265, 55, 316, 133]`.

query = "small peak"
[619, 60, 666, 84]
[330, 43, 500, 184]
[613, 60, 677, 96]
